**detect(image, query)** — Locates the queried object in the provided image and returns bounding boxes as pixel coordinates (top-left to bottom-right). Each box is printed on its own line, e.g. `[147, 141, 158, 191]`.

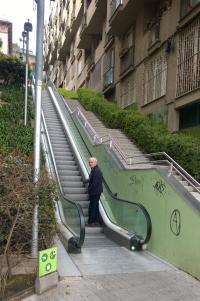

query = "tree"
[0, 53, 25, 85]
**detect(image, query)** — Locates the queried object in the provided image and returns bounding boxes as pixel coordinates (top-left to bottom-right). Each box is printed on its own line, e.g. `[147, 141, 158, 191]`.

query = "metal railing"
[64, 101, 200, 194]
[110, 0, 122, 18]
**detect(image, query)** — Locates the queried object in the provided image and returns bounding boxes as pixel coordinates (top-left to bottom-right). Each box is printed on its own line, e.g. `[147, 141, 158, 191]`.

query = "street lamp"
[24, 19, 32, 126]
[32, 0, 55, 258]
[22, 31, 27, 55]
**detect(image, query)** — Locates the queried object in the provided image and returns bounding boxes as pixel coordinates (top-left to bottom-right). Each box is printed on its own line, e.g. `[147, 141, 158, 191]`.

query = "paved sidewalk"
[23, 270, 200, 301]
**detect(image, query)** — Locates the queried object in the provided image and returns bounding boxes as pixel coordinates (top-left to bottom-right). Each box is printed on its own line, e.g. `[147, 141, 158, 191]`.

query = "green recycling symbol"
[46, 263, 52, 272]
[41, 253, 48, 262]
[50, 250, 56, 260]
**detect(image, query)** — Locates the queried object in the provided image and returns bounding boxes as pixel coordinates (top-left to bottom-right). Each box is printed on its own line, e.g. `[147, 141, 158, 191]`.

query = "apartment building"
[0, 18, 12, 55]
[44, 0, 200, 132]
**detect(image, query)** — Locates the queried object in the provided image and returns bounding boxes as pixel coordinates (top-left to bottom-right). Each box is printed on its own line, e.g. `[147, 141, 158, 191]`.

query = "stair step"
[56, 161, 77, 166]
[184, 186, 194, 192]
[58, 170, 80, 176]
[179, 180, 189, 186]
[65, 194, 89, 202]
[59, 175, 82, 181]
[62, 187, 87, 194]
[61, 181, 84, 188]
[54, 155, 74, 161]
[174, 175, 182, 181]
[57, 165, 78, 171]
[190, 192, 200, 201]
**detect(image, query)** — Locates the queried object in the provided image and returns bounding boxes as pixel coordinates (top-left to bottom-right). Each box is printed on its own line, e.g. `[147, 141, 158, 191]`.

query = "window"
[120, 73, 136, 108]
[179, 102, 200, 129]
[103, 48, 114, 88]
[120, 29, 135, 75]
[176, 17, 200, 97]
[144, 49, 167, 104]
[181, 0, 200, 18]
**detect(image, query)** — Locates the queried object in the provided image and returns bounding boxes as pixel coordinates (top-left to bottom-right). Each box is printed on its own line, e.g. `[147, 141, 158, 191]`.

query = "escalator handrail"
[101, 178, 152, 244]
[41, 110, 85, 248]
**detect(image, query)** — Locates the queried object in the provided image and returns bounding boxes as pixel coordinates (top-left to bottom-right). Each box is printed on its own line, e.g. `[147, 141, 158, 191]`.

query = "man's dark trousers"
[88, 194, 100, 224]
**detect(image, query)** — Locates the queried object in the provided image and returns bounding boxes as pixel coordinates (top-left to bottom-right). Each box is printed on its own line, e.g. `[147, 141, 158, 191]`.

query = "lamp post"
[24, 20, 32, 126]
[32, 0, 55, 259]
[22, 31, 27, 55]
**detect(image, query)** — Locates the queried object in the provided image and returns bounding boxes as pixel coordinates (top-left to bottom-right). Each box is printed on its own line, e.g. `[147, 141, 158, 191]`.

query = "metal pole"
[24, 32, 29, 126]
[22, 38, 25, 54]
[32, 0, 45, 258]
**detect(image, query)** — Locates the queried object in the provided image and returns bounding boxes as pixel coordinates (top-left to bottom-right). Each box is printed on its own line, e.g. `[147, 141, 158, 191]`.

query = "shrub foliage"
[0, 53, 25, 85]
[77, 88, 200, 181]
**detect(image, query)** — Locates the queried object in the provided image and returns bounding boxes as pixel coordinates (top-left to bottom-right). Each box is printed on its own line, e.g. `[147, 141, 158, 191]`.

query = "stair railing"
[64, 101, 200, 194]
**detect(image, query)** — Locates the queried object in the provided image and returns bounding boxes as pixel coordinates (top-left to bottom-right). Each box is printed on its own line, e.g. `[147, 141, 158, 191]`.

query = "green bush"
[0, 53, 25, 85]
[77, 88, 200, 180]
[0, 85, 33, 155]
[58, 88, 78, 100]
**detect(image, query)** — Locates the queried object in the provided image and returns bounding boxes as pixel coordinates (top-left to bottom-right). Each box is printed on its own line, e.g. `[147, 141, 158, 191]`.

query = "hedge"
[77, 88, 200, 181]
[58, 88, 79, 100]
[0, 85, 33, 156]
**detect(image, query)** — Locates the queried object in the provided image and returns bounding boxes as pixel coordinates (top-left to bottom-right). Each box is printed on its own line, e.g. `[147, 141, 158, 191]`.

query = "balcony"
[58, 26, 71, 61]
[85, 0, 106, 35]
[108, 0, 140, 36]
[78, 0, 106, 49]
[77, 15, 92, 49]
[70, 2, 84, 37]
[120, 46, 134, 78]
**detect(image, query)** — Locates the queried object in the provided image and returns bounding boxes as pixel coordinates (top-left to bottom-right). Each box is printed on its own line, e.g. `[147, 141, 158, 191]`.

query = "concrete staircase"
[65, 99, 200, 203]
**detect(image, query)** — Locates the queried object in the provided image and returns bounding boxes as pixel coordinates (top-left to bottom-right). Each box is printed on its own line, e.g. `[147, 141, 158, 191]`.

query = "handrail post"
[169, 162, 173, 176]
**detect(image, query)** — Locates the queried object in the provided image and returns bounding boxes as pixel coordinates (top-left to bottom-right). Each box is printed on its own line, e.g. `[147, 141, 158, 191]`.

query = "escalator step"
[59, 175, 82, 181]
[58, 170, 80, 176]
[61, 181, 84, 188]
[56, 161, 77, 166]
[65, 194, 89, 202]
[62, 187, 87, 194]
[57, 165, 78, 171]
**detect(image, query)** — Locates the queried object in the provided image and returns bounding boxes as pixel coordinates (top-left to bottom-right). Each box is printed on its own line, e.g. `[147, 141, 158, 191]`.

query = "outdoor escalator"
[41, 87, 152, 252]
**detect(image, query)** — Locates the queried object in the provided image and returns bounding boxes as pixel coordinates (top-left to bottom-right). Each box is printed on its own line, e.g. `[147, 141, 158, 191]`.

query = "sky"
[0, 0, 51, 54]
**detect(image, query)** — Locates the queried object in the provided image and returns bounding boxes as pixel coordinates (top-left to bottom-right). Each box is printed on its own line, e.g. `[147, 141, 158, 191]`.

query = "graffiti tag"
[153, 180, 166, 195]
[129, 175, 144, 192]
[170, 209, 181, 236]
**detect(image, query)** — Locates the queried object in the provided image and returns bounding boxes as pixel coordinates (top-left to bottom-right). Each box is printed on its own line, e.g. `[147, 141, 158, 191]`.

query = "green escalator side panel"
[73, 119, 200, 280]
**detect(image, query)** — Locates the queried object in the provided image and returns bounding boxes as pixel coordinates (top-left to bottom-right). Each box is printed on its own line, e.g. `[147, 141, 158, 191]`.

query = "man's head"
[89, 157, 97, 169]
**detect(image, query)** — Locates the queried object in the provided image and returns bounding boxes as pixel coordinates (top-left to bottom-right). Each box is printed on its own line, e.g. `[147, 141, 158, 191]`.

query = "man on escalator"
[85, 157, 103, 227]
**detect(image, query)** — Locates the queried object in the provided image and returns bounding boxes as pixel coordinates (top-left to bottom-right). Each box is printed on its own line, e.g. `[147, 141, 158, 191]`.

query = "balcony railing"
[110, 0, 123, 18]
[120, 46, 134, 76]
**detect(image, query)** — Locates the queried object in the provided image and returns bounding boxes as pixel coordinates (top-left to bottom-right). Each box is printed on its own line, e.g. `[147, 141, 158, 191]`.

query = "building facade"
[44, 0, 200, 132]
[0, 19, 12, 55]
[12, 43, 36, 72]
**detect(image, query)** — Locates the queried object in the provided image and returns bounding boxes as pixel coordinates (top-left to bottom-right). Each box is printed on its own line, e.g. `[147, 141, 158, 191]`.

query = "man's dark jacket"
[88, 165, 103, 196]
